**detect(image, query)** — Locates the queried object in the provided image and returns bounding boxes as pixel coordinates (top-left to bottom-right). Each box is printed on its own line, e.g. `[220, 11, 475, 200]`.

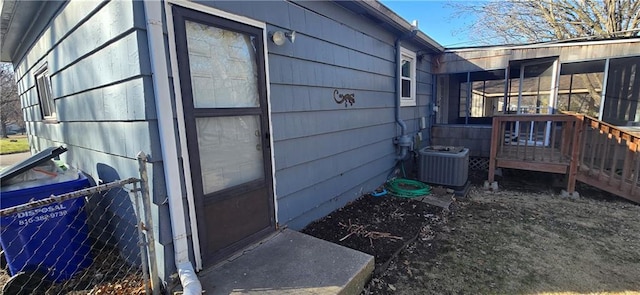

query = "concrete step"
[197, 229, 374, 295]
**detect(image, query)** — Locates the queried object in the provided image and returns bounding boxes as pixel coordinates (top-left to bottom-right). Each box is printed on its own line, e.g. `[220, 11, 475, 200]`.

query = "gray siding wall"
[13, 0, 435, 282]
[196, 1, 432, 229]
[12, 0, 174, 281]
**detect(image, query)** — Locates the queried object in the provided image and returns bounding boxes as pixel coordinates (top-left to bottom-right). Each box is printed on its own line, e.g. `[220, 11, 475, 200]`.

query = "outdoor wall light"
[270, 30, 296, 46]
[285, 31, 296, 43]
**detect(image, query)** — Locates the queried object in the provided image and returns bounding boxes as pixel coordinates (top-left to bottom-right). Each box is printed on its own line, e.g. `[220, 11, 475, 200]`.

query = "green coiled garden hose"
[385, 178, 431, 198]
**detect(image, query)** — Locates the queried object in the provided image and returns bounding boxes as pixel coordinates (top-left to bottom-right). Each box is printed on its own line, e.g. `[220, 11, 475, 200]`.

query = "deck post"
[566, 116, 583, 193]
[488, 116, 500, 184]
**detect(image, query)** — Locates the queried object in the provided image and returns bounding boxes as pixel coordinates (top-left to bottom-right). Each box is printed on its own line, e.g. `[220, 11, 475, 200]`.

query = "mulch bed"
[301, 193, 445, 273]
[45, 243, 146, 295]
[301, 169, 634, 294]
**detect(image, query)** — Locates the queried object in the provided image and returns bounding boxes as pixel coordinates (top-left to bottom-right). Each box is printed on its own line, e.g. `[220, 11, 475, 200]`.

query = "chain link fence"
[0, 154, 159, 295]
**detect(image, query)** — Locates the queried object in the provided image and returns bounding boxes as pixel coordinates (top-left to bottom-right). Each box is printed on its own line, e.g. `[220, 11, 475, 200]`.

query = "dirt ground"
[303, 171, 640, 294]
[4, 170, 638, 294]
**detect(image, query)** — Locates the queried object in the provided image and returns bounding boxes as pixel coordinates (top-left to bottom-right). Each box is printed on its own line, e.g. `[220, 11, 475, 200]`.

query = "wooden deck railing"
[488, 113, 640, 203]
[576, 114, 640, 202]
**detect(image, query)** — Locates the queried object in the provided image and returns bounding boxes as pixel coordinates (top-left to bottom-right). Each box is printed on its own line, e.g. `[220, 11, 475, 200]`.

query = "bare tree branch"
[1, 63, 23, 138]
[450, 0, 640, 45]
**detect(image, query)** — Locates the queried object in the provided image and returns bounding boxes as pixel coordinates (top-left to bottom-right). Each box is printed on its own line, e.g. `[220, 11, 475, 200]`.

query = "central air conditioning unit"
[418, 146, 469, 187]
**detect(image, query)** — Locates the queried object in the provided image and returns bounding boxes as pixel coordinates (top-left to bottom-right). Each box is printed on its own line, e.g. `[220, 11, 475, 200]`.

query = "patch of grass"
[0, 136, 29, 155]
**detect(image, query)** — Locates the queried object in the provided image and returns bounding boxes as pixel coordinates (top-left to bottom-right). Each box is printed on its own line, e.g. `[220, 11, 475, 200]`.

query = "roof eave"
[0, 1, 59, 63]
[1, 0, 446, 63]
[444, 36, 640, 52]
[338, 0, 445, 53]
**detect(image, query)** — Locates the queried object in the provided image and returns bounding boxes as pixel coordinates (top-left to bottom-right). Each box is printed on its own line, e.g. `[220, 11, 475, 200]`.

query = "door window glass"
[196, 115, 265, 194]
[186, 21, 259, 108]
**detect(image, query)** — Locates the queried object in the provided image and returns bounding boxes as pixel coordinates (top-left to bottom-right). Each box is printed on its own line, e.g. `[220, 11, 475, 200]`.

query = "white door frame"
[164, 0, 278, 271]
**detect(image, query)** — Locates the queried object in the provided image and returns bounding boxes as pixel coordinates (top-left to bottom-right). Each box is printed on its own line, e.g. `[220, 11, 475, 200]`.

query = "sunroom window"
[556, 60, 606, 118]
[602, 56, 640, 126]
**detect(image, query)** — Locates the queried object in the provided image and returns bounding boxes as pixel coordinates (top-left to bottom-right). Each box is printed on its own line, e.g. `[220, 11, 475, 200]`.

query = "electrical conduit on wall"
[143, 0, 202, 294]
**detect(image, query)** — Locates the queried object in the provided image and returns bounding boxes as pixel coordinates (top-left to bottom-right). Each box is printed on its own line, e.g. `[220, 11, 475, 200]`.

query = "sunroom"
[432, 39, 640, 162]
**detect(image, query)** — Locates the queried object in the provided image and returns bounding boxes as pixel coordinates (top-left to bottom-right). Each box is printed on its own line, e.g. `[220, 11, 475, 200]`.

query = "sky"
[379, 1, 481, 48]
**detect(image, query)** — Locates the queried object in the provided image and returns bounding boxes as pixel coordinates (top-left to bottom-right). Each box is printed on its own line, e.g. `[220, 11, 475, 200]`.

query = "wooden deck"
[488, 113, 640, 203]
[498, 145, 570, 163]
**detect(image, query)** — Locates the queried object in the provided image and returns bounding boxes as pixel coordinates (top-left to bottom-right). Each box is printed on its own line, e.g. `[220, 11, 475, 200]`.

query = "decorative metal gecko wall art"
[333, 89, 355, 108]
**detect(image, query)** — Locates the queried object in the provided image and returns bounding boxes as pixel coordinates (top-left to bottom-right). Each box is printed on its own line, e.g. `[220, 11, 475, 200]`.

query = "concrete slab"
[414, 194, 453, 209]
[198, 229, 374, 295]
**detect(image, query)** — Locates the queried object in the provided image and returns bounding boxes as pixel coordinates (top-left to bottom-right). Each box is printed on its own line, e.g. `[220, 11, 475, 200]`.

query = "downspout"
[143, 1, 202, 294]
[428, 73, 436, 146]
[394, 27, 418, 160]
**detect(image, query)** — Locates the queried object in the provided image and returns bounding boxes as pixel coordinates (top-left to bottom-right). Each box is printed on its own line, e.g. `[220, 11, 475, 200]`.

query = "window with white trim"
[34, 64, 56, 120]
[400, 47, 416, 107]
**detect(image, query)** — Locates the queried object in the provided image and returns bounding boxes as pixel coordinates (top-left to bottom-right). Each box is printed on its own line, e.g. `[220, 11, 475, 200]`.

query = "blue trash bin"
[0, 173, 93, 283]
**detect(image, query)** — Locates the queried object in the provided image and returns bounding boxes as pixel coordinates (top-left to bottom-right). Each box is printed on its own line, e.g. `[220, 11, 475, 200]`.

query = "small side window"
[34, 64, 56, 121]
[400, 47, 416, 107]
